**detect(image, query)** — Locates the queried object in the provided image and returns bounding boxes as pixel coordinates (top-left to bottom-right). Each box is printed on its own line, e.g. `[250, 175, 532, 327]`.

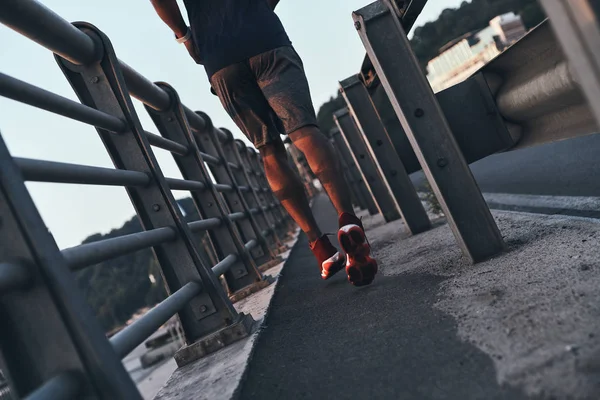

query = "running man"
[150, 0, 377, 286]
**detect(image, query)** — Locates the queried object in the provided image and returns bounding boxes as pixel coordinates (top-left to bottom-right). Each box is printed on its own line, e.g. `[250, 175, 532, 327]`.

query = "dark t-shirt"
[182, 0, 292, 78]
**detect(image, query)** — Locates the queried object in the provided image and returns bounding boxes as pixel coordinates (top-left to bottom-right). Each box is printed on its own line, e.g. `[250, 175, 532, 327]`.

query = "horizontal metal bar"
[212, 254, 237, 277]
[0, 72, 126, 132]
[0, 0, 98, 65]
[62, 227, 177, 271]
[0, 0, 206, 127]
[228, 212, 247, 222]
[145, 131, 188, 155]
[119, 61, 171, 111]
[244, 239, 258, 252]
[188, 217, 222, 232]
[184, 106, 209, 132]
[165, 177, 206, 191]
[25, 372, 80, 400]
[0, 263, 30, 293]
[15, 158, 151, 187]
[199, 151, 221, 166]
[261, 229, 274, 237]
[110, 281, 202, 358]
[214, 183, 233, 192]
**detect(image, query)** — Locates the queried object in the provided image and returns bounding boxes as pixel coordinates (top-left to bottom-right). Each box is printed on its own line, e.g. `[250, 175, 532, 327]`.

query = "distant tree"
[75, 198, 212, 332]
[316, 94, 346, 134]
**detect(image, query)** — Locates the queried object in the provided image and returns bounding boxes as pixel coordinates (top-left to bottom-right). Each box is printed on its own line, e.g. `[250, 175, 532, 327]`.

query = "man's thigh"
[250, 46, 319, 136]
[210, 61, 284, 149]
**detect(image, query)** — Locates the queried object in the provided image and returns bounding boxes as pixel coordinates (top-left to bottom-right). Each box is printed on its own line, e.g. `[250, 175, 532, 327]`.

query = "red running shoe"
[309, 235, 346, 280]
[338, 213, 378, 286]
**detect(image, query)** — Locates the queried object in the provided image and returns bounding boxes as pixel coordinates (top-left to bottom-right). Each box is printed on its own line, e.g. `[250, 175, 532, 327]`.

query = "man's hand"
[150, 0, 202, 63]
[183, 37, 202, 64]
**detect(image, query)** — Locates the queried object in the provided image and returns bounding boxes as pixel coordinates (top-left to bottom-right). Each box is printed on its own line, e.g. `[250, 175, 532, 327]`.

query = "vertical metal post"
[288, 143, 318, 197]
[327, 136, 361, 209]
[56, 24, 252, 342]
[218, 127, 282, 265]
[540, 0, 600, 127]
[251, 151, 296, 238]
[327, 128, 367, 211]
[192, 117, 275, 268]
[0, 134, 140, 399]
[243, 149, 284, 235]
[285, 146, 310, 198]
[232, 139, 288, 254]
[329, 128, 379, 215]
[340, 74, 431, 234]
[353, 0, 504, 262]
[143, 83, 265, 294]
[334, 108, 401, 222]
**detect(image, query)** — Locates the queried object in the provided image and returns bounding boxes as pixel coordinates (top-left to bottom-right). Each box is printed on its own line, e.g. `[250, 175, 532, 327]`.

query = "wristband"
[176, 28, 192, 44]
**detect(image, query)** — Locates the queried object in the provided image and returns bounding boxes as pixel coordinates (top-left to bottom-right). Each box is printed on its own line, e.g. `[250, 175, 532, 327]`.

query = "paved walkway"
[238, 194, 531, 400]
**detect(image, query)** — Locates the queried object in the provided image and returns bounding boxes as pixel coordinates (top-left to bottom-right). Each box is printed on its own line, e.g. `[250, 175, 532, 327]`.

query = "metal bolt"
[354, 21, 362, 30]
[376, 140, 383, 146]
[166, 117, 173, 122]
[152, 204, 161, 212]
[199, 305, 208, 313]
[90, 76, 100, 84]
[360, 154, 366, 159]
[437, 158, 448, 168]
[238, 269, 245, 276]
[207, 202, 213, 207]
[414, 108, 425, 118]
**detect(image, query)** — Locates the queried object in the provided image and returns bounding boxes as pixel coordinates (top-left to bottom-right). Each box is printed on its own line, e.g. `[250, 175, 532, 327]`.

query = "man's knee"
[258, 140, 286, 159]
[288, 125, 323, 144]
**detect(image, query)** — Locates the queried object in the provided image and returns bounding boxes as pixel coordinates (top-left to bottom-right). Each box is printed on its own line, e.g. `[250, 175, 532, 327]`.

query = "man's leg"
[259, 140, 346, 280]
[254, 46, 378, 286]
[210, 58, 346, 280]
[258, 140, 321, 242]
[288, 126, 354, 216]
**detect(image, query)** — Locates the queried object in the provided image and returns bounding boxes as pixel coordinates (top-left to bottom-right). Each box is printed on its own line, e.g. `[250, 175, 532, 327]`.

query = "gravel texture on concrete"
[371, 208, 600, 399]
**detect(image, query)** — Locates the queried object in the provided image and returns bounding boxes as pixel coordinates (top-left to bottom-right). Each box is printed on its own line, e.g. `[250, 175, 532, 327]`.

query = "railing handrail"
[0, 1, 302, 398]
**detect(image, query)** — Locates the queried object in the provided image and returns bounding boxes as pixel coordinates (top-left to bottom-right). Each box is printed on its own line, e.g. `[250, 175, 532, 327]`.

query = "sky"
[0, 0, 466, 249]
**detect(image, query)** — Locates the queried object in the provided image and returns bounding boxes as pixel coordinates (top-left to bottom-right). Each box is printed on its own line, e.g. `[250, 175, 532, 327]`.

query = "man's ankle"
[338, 212, 363, 230]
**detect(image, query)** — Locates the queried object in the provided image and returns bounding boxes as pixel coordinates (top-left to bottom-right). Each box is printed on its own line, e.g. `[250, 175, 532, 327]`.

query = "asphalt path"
[239, 195, 533, 400]
[411, 134, 600, 197]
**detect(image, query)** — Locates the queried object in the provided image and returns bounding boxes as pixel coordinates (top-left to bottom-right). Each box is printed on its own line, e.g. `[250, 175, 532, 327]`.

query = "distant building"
[426, 12, 527, 93]
[490, 12, 527, 45]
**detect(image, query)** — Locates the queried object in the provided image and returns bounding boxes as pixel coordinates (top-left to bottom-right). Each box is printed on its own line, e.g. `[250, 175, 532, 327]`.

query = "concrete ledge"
[174, 313, 255, 368]
[152, 228, 301, 400]
[229, 278, 272, 304]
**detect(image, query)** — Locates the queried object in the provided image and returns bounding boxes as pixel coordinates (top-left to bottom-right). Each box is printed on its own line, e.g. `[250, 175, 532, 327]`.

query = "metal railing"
[332, 0, 600, 263]
[0, 0, 304, 398]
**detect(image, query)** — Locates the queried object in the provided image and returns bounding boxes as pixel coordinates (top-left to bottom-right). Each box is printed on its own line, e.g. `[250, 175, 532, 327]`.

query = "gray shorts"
[210, 46, 318, 149]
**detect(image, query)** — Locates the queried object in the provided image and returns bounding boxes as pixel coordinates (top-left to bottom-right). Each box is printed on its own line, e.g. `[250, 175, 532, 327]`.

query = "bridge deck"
[238, 194, 527, 399]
